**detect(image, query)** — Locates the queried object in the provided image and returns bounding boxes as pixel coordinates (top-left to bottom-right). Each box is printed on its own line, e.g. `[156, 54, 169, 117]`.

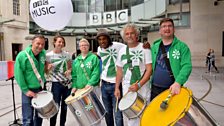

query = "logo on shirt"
[172, 49, 180, 59]
[40, 56, 45, 64]
[86, 61, 92, 68]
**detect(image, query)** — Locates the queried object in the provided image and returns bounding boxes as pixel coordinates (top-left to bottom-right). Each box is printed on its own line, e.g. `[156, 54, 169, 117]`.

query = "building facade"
[0, 0, 224, 67]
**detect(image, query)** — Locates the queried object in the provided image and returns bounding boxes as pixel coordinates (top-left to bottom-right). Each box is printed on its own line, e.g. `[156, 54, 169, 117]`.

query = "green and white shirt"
[97, 42, 126, 83]
[46, 50, 71, 82]
[116, 43, 152, 97]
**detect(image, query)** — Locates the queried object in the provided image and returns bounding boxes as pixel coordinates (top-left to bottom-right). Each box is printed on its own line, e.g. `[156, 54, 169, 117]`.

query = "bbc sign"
[89, 9, 128, 25]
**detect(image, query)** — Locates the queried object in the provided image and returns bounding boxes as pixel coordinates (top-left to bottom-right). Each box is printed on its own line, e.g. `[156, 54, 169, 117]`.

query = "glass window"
[168, 12, 190, 27]
[72, 0, 88, 12]
[88, 0, 104, 12]
[169, 0, 189, 5]
[13, 0, 20, 15]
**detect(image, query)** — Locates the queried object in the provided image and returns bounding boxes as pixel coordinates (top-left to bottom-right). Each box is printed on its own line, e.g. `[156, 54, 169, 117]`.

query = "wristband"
[137, 82, 141, 88]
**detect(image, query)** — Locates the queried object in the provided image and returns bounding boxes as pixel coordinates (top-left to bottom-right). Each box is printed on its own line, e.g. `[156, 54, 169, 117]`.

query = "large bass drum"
[140, 87, 219, 126]
[65, 86, 106, 126]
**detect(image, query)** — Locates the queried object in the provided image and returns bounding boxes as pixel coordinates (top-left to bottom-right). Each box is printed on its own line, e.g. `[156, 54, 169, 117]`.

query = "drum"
[140, 87, 218, 126]
[65, 86, 106, 126]
[118, 92, 146, 119]
[31, 91, 58, 118]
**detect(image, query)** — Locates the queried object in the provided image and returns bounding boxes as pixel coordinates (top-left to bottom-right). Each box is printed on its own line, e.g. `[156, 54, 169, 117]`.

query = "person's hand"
[26, 90, 36, 98]
[143, 42, 151, 49]
[169, 82, 181, 95]
[71, 88, 77, 96]
[114, 88, 121, 99]
[128, 82, 139, 92]
[47, 64, 53, 71]
[64, 69, 71, 77]
[85, 85, 93, 89]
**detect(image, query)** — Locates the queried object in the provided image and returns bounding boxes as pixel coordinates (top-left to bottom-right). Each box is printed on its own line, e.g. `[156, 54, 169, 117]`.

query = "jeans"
[101, 80, 124, 126]
[22, 88, 42, 126]
[150, 84, 168, 101]
[50, 82, 71, 126]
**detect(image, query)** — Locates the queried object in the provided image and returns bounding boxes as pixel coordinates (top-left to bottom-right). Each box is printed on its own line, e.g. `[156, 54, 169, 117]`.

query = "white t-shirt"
[97, 42, 126, 83]
[46, 50, 71, 82]
[116, 43, 152, 98]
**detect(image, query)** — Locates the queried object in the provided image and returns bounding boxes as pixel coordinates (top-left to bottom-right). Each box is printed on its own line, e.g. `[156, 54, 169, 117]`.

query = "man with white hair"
[114, 23, 152, 126]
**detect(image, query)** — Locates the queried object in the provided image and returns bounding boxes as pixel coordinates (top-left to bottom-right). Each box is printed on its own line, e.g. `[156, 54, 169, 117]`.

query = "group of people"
[206, 48, 219, 73]
[14, 18, 192, 126]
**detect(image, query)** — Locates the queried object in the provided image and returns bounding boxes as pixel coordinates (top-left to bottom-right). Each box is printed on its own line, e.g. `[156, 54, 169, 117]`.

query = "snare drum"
[31, 91, 58, 118]
[65, 86, 106, 126]
[118, 92, 146, 119]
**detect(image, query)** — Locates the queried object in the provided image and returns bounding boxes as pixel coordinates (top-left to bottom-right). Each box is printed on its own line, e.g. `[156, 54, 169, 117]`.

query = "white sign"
[89, 13, 102, 26]
[117, 9, 128, 23]
[89, 9, 128, 25]
[30, 0, 73, 31]
[103, 11, 115, 25]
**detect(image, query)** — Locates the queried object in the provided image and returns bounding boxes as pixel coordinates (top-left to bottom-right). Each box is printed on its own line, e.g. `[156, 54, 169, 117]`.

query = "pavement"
[0, 67, 223, 126]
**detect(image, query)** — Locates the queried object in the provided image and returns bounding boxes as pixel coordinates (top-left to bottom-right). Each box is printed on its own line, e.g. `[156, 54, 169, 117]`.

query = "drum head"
[140, 87, 192, 126]
[65, 86, 93, 104]
[119, 92, 137, 111]
[32, 91, 53, 108]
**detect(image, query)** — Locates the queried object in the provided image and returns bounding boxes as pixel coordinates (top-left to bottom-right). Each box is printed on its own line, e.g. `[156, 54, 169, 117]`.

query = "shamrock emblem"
[86, 61, 92, 69]
[172, 49, 180, 59]
[85, 103, 93, 111]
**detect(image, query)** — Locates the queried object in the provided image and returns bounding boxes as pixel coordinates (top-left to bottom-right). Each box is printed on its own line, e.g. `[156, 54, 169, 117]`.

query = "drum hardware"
[160, 93, 172, 110]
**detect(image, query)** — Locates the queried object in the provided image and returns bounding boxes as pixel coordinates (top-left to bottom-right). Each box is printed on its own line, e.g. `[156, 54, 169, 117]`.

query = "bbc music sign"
[89, 9, 128, 25]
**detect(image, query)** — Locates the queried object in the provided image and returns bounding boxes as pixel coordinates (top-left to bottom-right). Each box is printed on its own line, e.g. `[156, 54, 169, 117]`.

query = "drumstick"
[115, 97, 118, 112]
[160, 93, 172, 110]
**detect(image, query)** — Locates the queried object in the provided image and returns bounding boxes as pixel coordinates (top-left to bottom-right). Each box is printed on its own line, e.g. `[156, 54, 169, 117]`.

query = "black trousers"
[150, 84, 168, 101]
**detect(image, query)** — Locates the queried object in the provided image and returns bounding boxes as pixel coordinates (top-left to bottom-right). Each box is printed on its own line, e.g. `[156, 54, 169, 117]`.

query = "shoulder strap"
[80, 59, 90, 80]
[159, 42, 175, 82]
[25, 51, 44, 88]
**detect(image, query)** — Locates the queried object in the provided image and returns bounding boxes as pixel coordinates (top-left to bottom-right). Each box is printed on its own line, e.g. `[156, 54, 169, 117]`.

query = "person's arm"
[14, 53, 29, 94]
[87, 55, 100, 86]
[129, 63, 152, 92]
[170, 43, 192, 95]
[114, 66, 123, 99]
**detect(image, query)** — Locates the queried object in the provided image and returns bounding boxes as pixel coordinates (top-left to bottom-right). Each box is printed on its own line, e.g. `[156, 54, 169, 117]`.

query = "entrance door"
[12, 43, 22, 61]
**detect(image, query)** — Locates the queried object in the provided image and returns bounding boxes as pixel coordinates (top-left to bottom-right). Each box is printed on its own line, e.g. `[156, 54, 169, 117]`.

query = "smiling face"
[79, 39, 90, 54]
[31, 37, 45, 55]
[159, 21, 175, 39]
[53, 36, 65, 50]
[97, 35, 109, 49]
[123, 27, 138, 46]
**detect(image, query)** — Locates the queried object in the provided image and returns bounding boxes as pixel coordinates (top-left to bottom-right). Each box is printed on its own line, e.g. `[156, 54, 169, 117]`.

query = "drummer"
[71, 38, 100, 91]
[150, 18, 192, 101]
[45, 35, 72, 126]
[14, 35, 46, 126]
[114, 23, 152, 126]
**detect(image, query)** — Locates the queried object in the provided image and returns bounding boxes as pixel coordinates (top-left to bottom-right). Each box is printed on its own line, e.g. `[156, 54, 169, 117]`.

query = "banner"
[0, 61, 14, 81]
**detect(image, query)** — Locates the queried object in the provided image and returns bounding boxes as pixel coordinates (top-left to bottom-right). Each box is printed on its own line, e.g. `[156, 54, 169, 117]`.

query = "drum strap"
[25, 51, 44, 89]
[159, 42, 175, 82]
